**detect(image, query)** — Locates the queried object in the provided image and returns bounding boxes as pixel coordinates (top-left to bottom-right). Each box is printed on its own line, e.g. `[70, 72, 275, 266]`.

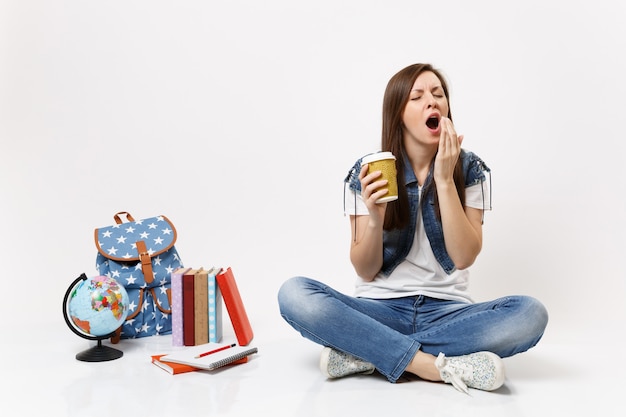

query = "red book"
[216, 267, 254, 346]
[183, 268, 201, 346]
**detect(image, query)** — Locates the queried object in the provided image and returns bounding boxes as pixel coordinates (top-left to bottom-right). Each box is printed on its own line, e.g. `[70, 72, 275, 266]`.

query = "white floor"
[3, 318, 623, 417]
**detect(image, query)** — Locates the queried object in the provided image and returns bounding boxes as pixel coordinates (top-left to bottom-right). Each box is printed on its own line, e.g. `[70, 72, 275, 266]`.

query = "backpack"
[94, 212, 183, 342]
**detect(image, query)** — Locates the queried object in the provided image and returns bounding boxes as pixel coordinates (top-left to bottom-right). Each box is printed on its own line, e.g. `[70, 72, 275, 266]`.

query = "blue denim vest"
[344, 150, 491, 276]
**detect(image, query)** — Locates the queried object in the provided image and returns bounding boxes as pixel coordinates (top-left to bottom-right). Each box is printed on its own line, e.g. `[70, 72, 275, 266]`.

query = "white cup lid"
[362, 151, 396, 164]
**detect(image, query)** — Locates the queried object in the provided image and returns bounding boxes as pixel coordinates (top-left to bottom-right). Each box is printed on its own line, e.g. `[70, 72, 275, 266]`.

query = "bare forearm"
[437, 182, 482, 269]
[350, 217, 384, 281]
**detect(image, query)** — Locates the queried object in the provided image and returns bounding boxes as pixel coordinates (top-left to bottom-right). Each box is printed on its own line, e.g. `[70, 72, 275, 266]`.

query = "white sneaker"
[319, 347, 376, 378]
[435, 351, 505, 394]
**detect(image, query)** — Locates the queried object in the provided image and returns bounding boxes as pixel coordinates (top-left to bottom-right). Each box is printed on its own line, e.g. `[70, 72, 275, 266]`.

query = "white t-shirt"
[345, 180, 491, 303]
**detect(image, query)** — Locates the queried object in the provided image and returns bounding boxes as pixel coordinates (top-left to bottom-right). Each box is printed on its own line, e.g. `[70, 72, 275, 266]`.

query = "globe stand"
[63, 273, 125, 362]
[75, 339, 123, 362]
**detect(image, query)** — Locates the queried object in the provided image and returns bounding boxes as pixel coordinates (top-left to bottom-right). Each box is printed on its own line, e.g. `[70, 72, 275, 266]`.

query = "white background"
[2, 0, 625, 351]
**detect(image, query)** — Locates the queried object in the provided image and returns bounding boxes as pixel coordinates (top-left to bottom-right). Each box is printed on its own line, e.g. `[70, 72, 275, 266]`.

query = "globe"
[63, 273, 130, 362]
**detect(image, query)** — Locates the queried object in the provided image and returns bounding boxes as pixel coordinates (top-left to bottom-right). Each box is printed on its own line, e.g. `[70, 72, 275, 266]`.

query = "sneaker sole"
[319, 347, 334, 378]
[482, 351, 506, 391]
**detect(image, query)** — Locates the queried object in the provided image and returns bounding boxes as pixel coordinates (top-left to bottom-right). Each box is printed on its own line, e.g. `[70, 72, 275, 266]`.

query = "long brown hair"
[381, 63, 465, 230]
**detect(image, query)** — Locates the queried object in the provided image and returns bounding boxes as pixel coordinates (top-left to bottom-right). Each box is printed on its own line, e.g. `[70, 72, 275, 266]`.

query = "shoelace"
[434, 352, 472, 394]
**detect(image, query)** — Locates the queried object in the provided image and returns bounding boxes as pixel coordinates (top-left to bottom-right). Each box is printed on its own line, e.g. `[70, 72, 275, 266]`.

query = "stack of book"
[153, 266, 256, 375]
[171, 266, 254, 347]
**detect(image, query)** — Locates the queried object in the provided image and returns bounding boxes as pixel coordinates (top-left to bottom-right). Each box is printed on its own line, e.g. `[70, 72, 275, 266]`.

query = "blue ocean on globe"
[68, 275, 130, 337]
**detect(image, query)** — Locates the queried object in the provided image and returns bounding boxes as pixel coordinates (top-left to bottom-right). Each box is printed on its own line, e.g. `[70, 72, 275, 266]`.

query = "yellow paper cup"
[362, 151, 398, 204]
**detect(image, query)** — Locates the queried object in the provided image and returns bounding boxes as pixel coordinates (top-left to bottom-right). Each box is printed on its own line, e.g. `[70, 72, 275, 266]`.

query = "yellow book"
[194, 268, 209, 345]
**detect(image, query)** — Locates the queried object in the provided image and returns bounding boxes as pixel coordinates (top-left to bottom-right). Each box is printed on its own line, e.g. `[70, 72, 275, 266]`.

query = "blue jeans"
[277, 276, 549, 383]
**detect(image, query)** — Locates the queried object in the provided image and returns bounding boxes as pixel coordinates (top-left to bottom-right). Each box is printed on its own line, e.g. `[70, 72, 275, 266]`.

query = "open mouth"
[426, 116, 440, 130]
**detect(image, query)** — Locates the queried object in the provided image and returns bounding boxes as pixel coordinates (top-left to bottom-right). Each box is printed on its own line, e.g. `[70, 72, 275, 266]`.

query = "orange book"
[151, 354, 198, 375]
[151, 353, 248, 375]
[216, 267, 254, 346]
